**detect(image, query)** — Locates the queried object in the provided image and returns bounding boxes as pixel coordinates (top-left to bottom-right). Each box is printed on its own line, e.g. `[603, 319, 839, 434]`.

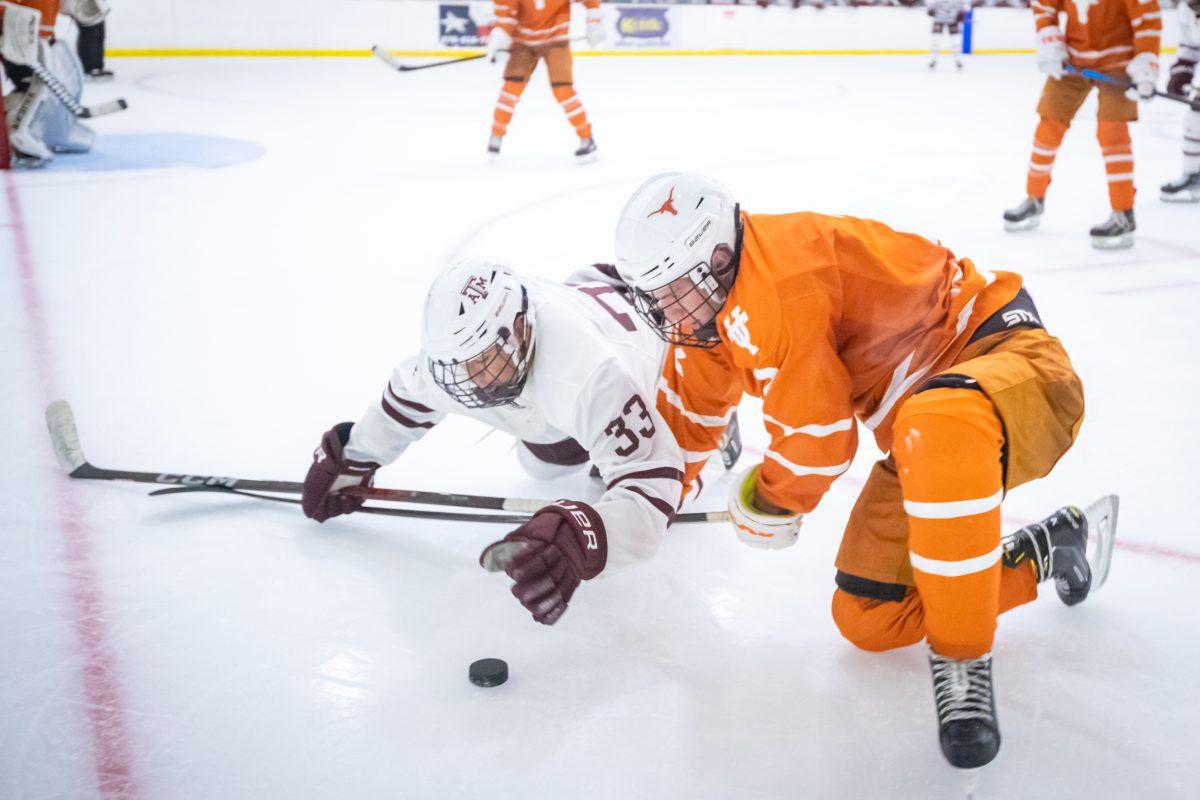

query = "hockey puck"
[468, 658, 508, 688]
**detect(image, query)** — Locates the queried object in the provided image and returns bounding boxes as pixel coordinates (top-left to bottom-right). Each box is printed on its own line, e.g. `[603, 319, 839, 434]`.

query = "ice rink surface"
[3, 52, 1199, 800]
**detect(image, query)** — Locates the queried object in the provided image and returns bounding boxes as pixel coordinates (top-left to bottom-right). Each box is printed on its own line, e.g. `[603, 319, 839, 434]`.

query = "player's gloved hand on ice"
[1125, 52, 1159, 101]
[487, 27, 512, 65]
[301, 422, 379, 522]
[727, 466, 802, 550]
[479, 501, 607, 625]
[1035, 26, 1067, 79]
[1167, 58, 1197, 97]
[586, 8, 605, 47]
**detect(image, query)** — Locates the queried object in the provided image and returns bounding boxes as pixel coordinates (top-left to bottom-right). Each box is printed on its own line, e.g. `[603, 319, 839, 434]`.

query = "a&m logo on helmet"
[648, 187, 678, 218]
[461, 275, 490, 304]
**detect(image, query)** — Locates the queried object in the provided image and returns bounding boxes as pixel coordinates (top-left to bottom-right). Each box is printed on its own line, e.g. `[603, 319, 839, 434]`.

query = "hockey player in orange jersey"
[485, 0, 602, 162]
[613, 173, 1119, 770]
[1002, 0, 1162, 248]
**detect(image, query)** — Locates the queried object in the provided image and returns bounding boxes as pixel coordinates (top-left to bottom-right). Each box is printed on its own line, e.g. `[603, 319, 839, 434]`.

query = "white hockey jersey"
[927, 0, 966, 25]
[1180, 2, 1200, 67]
[343, 271, 685, 571]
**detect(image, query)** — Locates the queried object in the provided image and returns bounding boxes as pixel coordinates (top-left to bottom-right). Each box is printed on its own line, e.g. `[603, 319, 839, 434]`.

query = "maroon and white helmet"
[614, 173, 741, 347]
[421, 258, 535, 409]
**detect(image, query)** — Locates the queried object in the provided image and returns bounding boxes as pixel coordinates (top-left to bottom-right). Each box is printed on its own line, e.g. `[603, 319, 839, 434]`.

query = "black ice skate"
[575, 136, 598, 164]
[1089, 209, 1135, 250]
[1160, 171, 1200, 203]
[929, 648, 1000, 769]
[85, 68, 115, 82]
[1003, 495, 1119, 605]
[1002, 196, 1044, 231]
[487, 135, 502, 161]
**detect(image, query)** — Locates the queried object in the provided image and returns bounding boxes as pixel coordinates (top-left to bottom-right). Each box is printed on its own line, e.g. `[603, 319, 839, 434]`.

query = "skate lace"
[930, 652, 994, 724]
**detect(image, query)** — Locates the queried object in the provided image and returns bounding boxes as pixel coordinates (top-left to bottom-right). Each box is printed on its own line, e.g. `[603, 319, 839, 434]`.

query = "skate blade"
[1082, 494, 1119, 591]
[1003, 217, 1040, 232]
[575, 152, 598, 166]
[1091, 233, 1134, 250]
[1160, 190, 1200, 203]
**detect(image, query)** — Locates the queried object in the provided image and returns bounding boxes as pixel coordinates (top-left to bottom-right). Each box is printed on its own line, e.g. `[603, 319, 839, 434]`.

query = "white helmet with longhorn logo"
[421, 258, 536, 408]
[613, 172, 740, 347]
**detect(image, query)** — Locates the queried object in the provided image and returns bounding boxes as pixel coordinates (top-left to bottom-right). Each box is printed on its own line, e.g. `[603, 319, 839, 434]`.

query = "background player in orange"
[613, 172, 1118, 770]
[1002, 0, 1161, 248]
[485, 0, 602, 162]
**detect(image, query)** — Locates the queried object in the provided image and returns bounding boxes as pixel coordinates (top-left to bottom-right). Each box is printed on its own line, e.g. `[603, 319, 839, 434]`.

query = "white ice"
[2, 52, 1199, 800]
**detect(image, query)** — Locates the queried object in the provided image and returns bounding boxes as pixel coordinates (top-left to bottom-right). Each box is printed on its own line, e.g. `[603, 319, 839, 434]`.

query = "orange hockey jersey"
[492, 0, 599, 46]
[1031, 0, 1162, 70]
[658, 213, 1023, 515]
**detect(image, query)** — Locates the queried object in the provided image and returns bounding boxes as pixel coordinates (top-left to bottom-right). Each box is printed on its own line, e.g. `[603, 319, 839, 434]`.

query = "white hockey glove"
[586, 8, 605, 47]
[727, 466, 803, 550]
[1035, 26, 1067, 79]
[487, 27, 512, 66]
[0, 2, 41, 67]
[1125, 51, 1160, 101]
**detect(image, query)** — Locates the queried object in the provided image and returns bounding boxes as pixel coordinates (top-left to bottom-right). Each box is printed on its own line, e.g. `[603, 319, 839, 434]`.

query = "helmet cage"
[427, 287, 534, 409]
[627, 217, 742, 349]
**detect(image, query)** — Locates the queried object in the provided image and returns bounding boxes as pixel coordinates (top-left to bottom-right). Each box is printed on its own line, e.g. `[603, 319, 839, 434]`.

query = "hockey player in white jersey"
[927, 0, 968, 71]
[1, 0, 108, 167]
[1161, 0, 1200, 202]
[301, 258, 686, 625]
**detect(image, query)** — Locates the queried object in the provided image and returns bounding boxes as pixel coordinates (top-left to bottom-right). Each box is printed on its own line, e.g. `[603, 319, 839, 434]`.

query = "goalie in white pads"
[301, 259, 687, 625]
[1, 0, 108, 167]
[1162, 0, 1200, 202]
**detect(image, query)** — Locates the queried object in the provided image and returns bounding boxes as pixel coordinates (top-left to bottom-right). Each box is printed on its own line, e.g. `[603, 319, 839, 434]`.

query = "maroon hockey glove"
[1168, 58, 1197, 97]
[301, 422, 379, 522]
[479, 501, 607, 625]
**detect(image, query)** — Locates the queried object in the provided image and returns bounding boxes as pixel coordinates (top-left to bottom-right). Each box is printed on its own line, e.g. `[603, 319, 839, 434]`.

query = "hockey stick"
[45, 400, 729, 523]
[148, 485, 533, 524]
[29, 61, 128, 118]
[371, 38, 587, 74]
[371, 45, 485, 72]
[1065, 65, 1200, 111]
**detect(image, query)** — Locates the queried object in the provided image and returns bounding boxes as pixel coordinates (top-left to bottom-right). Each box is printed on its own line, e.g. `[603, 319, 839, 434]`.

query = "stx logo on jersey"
[1002, 309, 1041, 328]
[723, 305, 759, 355]
[460, 275, 490, 304]
[1069, 0, 1100, 25]
[648, 187, 678, 218]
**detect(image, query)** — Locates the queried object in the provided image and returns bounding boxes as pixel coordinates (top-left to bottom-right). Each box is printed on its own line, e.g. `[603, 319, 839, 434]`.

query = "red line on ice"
[4, 173, 139, 799]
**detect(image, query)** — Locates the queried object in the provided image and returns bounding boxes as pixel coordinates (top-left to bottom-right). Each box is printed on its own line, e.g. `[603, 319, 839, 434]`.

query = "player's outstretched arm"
[301, 357, 447, 522]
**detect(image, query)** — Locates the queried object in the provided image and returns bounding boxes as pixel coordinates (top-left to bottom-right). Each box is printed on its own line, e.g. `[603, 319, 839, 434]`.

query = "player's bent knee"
[892, 386, 1002, 472]
[830, 589, 924, 653]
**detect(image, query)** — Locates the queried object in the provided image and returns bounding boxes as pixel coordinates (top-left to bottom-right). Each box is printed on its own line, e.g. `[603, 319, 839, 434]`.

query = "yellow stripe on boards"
[105, 47, 1177, 59]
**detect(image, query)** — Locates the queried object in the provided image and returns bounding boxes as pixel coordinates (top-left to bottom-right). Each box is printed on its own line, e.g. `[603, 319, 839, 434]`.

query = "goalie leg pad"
[13, 38, 94, 159]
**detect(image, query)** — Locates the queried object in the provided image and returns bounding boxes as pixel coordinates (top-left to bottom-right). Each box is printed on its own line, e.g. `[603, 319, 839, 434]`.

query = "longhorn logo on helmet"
[648, 187, 678, 218]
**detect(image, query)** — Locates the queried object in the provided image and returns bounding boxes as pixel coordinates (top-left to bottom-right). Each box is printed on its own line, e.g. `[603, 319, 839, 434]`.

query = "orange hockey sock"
[492, 80, 527, 138]
[893, 387, 1004, 660]
[1098, 120, 1135, 211]
[551, 83, 591, 139]
[1025, 117, 1069, 199]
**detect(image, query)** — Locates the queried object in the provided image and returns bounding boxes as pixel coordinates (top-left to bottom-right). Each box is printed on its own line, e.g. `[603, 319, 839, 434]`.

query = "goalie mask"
[422, 259, 535, 409]
[614, 172, 742, 348]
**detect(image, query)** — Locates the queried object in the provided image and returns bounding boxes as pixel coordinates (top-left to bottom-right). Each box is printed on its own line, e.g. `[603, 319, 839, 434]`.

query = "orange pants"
[491, 44, 591, 140]
[832, 327, 1084, 660]
[1025, 75, 1138, 211]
